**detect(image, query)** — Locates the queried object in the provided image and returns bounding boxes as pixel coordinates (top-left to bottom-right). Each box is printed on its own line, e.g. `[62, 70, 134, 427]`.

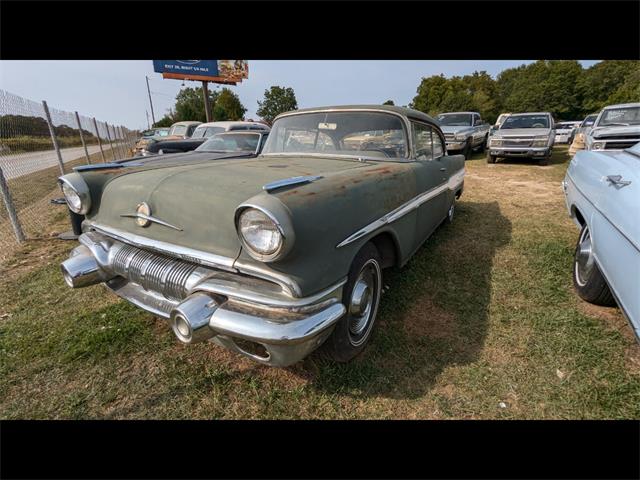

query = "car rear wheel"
[573, 225, 616, 306]
[324, 242, 383, 362]
[477, 136, 487, 154]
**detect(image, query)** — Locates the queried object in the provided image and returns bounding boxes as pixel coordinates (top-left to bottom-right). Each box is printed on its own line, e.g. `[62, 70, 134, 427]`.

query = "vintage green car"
[58, 105, 465, 366]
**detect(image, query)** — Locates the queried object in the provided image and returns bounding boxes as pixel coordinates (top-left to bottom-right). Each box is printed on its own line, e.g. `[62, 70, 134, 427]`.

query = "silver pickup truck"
[487, 112, 555, 166]
[585, 103, 640, 152]
[436, 112, 491, 159]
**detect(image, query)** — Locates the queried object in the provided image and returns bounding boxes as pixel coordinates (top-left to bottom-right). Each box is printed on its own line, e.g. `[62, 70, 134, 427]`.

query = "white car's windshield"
[437, 113, 472, 126]
[501, 115, 550, 129]
[598, 107, 640, 126]
[196, 132, 261, 153]
[261, 111, 408, 159]
[192, 126, 226, 138]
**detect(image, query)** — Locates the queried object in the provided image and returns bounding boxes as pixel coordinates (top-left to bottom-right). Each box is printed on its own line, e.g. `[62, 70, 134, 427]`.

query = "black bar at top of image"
[1, 0, 639, 59]
[1, 420, 639, 479]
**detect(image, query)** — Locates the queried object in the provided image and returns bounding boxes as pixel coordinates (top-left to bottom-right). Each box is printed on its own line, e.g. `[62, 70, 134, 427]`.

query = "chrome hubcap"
[348, 259, 381, 346]
[575, 227, 594, 287]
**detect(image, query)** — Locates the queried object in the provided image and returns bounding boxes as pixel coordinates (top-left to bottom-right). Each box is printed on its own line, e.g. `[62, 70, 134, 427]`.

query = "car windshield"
[582, 115, 597, 127]
[261, 111, 408, 160]
[437, 113, 472, 126]
[169, 125, 187, 136]
[192, 126, 226, 138]
[195, 132, 261, 153]
[156, 130, 169, 137]
[501, 115, 550, 129]
[598, 106, 640, 126]
[555, 123, 572, 130]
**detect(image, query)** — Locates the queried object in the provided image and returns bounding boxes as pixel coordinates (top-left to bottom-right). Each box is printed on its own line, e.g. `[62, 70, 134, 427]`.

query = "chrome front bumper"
[489, 146, 549, 157]
[445, 140, 466, 150]
[61, 231, 346, 366]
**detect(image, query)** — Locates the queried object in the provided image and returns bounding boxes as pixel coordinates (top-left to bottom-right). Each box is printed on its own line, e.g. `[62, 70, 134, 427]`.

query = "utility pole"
[201, 80, 212, 122]
[146, 110, 150, 129]
[146, 75, 156, 126]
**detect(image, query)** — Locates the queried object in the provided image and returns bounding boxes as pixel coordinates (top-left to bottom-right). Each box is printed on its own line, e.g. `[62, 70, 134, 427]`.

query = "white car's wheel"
[572, 224, 616, 306]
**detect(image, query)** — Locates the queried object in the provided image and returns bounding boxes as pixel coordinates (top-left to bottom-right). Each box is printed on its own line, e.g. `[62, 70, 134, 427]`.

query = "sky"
[0, 60, 599, 130]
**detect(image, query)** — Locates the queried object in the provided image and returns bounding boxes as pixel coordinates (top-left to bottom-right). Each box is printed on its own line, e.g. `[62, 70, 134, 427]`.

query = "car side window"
[474, 114, 480, 126]
[413, 122, 433, 161]
[432, 131, 444, 159]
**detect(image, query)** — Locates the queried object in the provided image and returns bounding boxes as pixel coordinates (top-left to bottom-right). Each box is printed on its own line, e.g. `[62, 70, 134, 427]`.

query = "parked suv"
[585, 103, 640, 152]
[487, 112, 555, 165]
[436, 111, 490, 159]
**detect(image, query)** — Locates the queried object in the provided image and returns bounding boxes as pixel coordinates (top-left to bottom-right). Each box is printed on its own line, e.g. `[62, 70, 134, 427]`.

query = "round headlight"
[61, 182, 82, 213]
[59, 176, 91, 215]
[238, 208, 283, 257]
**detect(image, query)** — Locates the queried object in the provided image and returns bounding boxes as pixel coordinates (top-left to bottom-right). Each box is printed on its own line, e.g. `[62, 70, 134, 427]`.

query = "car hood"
[88, 155, 370, 262]
[591, 125, 640, 138]
[125, 150, 253, 167]
[493, 128, 551, 138]
[440, 125, 474, 135]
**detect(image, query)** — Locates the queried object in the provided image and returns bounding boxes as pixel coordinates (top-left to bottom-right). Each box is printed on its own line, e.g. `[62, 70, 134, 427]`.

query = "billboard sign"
[152, 60, 248, 84]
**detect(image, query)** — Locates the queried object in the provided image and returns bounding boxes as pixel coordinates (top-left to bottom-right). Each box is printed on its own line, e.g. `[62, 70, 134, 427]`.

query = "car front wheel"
[573, 224, 615, 306]
[324, 242, 383, 362]
[487, 153, 497, 163]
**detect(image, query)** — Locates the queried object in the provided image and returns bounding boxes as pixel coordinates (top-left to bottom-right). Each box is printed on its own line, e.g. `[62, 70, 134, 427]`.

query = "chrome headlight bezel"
[454, 133, 467, 141]
[58, 175, 92, 215]
[490, 138, 503, 147]
[235, 205, 294, 263]
[591, 141, 605, 150]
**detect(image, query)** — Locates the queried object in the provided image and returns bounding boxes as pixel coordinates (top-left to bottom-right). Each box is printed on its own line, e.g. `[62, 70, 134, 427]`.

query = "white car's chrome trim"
[336, 168, 465, 248]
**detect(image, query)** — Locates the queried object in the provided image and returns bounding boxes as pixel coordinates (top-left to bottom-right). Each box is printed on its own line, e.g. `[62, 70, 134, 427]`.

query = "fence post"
[105, 123, 117, 160]
[92, 117, 106, 163]
[0, 166, 25, 243]
[74, 111, 91, 165]
[42, 100, 66, 176]
[116, 126, 126, 158]
[118, 126, 129, 158]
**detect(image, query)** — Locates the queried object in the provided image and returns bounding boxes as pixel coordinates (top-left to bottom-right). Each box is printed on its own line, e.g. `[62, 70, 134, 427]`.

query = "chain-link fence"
[0, 89, 140, 260]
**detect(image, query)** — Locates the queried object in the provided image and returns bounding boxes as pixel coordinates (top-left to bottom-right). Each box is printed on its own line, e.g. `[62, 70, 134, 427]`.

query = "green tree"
[212, 88, 247, 121]
[577, 60, 640, 113]
[383, 99, 395, 105]
[172, 86, 218, 122]
[256, 86, 298, 124]
[153, 115, 175, 128]
[606, 66, 640, 104]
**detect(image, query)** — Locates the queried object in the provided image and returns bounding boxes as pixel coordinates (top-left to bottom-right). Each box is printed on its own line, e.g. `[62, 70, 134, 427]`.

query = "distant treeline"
[0, 114, 97, 139]
[411, 60, 640, 124]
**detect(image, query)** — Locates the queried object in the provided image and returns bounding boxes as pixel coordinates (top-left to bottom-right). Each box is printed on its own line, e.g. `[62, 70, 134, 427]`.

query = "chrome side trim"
[263, 175, 323, 192]
[336, 168, 465, 249]
[83, 221, 238, 272]
[119, 213, 183, 231]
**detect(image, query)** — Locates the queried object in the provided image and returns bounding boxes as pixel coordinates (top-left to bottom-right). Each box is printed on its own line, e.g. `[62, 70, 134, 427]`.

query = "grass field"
[0, 146, 638, 419]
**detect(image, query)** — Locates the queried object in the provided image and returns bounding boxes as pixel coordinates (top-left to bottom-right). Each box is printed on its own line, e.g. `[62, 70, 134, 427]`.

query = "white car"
[554, 121, 580, 144]
[585, 103, 640, 152]
[563, 142, 640, 339]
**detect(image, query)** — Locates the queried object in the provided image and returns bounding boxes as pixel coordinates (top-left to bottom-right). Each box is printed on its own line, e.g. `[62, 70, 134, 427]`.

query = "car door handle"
[439, 167, 446, 172]
[606, 175, 632, 187]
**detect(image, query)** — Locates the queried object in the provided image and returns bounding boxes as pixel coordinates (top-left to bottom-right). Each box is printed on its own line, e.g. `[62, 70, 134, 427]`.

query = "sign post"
[202, 81, 212, 122]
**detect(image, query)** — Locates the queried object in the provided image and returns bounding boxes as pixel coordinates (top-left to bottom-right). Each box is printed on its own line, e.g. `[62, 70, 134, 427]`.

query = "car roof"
[603, 102, 640, 109]
[170, 121, 202, 126]
[438, 111, 479, 115]
[275, 104, 438, 125]
[197, 121, 269, 129]
[509, 112, 552, 116]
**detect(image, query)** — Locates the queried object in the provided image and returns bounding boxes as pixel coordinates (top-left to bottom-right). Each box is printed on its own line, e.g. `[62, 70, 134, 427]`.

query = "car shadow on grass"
[298, 200, 512, 400]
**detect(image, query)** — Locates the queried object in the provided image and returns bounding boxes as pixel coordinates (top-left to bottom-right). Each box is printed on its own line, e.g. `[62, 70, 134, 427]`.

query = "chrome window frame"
[263, 108, 418, 161]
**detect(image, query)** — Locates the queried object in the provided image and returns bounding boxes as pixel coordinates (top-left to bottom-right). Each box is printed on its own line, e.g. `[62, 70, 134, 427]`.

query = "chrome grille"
[502, 138, 534, 147]
[111, 244, 198, 300]
[444, 133, 455, 141]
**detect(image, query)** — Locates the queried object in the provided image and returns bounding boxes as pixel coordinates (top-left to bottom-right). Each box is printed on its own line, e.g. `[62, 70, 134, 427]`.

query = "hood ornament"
[120, 202, 183, 231]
